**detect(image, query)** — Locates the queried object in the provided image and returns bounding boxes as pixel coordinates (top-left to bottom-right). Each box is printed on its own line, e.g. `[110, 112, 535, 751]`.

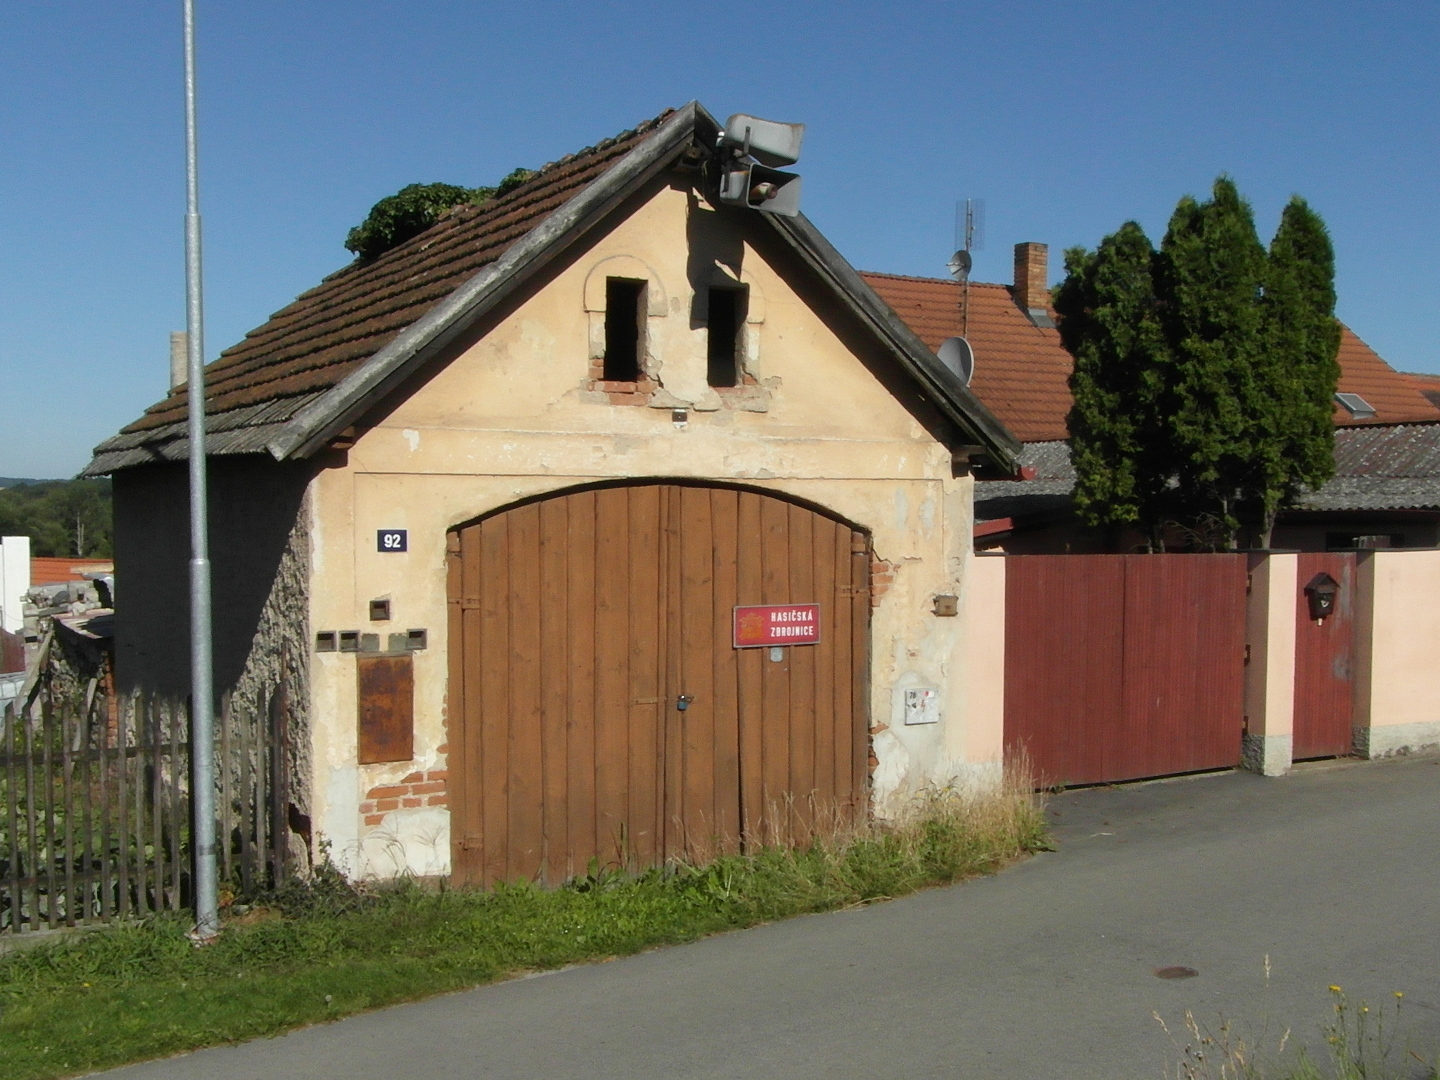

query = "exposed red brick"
[410, 781, 446, 796]
[364, 814, 385, 826]
[426, 795, 449, 807]
[401, 797, 423, 808]
[401, 771, 424, 784]
[367, 785, 408, 799]
[376, 798, 400, 811]
[425, 769, 448, 781]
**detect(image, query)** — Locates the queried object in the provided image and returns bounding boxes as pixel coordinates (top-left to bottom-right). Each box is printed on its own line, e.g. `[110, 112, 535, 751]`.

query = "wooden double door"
[447, 482, 871, 886]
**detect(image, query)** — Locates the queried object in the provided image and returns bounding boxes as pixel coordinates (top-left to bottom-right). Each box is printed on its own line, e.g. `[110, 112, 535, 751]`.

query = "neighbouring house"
[84, 103, 1019, 884]
[862, 245, 1440, 552]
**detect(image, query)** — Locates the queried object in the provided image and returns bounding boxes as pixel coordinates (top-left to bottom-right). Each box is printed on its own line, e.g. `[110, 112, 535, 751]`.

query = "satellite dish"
[937, 337, 974, 385]
[947, 249, 972, 282]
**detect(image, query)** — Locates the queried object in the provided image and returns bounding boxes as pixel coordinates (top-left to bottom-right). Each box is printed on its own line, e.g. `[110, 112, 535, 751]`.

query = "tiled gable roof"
[862, 272, 1440, 444]
[1334, 330, 1440, 425]
[87, 106, 1019, 476]
[88, 111, 677, 472]
[1403, 370, 1440, 411]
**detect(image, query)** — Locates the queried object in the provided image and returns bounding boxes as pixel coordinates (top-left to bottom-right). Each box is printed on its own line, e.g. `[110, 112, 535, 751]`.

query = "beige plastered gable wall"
[306, 174, 1000, 878]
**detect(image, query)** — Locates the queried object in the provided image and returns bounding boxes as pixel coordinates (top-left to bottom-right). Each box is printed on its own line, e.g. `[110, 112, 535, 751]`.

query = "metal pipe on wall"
[182, 0, 218, 941]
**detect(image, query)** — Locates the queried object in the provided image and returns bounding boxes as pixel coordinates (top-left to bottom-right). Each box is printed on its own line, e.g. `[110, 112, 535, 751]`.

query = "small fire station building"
[85, 103, 1019, 882]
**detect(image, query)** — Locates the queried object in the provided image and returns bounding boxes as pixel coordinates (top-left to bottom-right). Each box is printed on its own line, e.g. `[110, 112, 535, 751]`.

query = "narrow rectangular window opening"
[603, 278, 646, 382]
[707, 287, 747, 388]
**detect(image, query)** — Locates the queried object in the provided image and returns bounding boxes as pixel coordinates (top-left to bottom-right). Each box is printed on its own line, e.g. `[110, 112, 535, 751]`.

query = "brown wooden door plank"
[565, 491, 599, 878]
[707, 487, 742, 853]
[593, 487, 633, 871]
[538, 496, 571, 884]
[626, 485, 665, 868]
[505, 503, 545, 882]
[735, 491, 766, 846]
[677, 485, 720, 858]
[758, 494, 792, 839]
[787, 502, 819, 839]
[811, 518, 839, 807]
[477, 515, 512, 884]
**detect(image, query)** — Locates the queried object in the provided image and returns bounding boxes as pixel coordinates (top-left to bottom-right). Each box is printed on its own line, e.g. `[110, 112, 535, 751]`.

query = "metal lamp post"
[182, 0, 219, 941]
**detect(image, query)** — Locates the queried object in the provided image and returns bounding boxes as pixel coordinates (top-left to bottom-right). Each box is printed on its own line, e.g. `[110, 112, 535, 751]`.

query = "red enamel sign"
[733, 604, 821, 648]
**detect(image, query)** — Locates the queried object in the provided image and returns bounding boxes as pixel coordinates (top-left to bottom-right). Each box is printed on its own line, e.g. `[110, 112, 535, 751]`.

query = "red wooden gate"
[1004, 554, 1248, 787]
[1292, 552, 1356, 760]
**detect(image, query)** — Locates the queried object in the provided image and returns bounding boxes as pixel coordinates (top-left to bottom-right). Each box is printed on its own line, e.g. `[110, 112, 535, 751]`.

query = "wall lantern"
[1304, 572, 1340, 622]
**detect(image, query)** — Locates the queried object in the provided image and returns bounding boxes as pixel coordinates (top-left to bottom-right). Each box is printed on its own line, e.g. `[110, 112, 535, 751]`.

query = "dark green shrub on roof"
[344, 169, 538, 261]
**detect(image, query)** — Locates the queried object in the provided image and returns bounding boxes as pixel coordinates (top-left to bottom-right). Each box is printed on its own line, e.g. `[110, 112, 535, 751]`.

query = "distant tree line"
[1054, 176, 1340, 551]
[0, 478, 113, 558]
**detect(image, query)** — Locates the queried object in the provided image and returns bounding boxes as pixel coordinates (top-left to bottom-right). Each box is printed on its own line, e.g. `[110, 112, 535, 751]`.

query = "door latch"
[676, 695, 694, 712]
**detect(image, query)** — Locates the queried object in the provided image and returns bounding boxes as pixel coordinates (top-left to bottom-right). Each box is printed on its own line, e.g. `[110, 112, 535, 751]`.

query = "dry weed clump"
[1156, 960, 1437, 1080]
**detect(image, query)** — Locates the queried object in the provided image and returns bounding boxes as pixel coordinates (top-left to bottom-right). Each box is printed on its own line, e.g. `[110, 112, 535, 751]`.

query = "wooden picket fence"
[0, 678, 287, 934]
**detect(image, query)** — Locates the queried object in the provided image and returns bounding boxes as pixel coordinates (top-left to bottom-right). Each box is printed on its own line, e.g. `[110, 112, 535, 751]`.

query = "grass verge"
[0, 778, 1047, 1080]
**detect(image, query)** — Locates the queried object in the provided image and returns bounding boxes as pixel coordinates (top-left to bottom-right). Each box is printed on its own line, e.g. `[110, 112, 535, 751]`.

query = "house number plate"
[377, 529, 408, 552]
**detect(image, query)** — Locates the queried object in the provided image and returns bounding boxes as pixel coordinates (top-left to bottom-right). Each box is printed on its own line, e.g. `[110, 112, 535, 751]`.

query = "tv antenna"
[937, 198, 983, 385]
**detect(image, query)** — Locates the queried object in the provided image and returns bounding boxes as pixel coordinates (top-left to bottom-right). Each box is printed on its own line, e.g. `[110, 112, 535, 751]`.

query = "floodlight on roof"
[719, 114, 804, 167]
[715, 113, 806, 218]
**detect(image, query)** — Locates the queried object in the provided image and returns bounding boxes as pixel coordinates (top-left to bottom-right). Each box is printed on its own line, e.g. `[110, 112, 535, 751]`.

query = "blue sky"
[2, 1, 1436, 477]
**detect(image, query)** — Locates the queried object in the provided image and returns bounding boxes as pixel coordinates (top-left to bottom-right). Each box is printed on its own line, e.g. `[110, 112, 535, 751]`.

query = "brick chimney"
[1013, 242, 1050, 313]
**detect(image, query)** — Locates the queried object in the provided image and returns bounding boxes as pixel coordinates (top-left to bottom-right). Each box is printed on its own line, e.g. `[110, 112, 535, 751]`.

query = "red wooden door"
[447, 483, 870, 886]
[1292, 552, 1356, 760]
[1004, 554, 1247, 787]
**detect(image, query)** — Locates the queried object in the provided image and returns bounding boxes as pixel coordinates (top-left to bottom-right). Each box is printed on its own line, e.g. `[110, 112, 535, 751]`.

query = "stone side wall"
[225, 491, 313, 866]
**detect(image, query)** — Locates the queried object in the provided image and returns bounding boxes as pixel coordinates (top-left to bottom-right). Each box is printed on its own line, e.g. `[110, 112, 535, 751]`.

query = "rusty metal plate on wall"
[358, 654, 414, 764]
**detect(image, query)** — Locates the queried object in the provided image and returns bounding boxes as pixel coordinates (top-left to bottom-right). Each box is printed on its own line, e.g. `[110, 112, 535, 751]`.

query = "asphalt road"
[108, 755, 1440, 1079]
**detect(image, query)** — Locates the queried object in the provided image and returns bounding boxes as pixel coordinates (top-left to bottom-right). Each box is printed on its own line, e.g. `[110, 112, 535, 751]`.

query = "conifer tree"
[1154, 176, 1269, 547]
[1056, 223, 1171, 543]
[1254, 197, 1342, 543]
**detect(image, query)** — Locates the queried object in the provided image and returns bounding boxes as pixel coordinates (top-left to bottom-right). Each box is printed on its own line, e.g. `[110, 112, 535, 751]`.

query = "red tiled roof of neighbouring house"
[1403, 370, 1440, 412]
[1334, 329, 1440, 424]
[859, 274, 1074, 442]
[31, 558, 113, 585]
[862, 272, 1440, 442]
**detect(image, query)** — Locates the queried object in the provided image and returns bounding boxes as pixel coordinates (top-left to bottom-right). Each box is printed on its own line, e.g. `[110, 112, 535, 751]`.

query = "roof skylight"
[1335, 392, 1377, 420]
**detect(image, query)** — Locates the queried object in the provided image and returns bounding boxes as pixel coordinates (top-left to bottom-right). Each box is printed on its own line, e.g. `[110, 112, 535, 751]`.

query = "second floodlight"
[720, 114, 805, 167]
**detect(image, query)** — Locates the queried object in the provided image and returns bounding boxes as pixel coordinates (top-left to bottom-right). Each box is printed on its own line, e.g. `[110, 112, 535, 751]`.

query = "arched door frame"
[446, 479, 873, 886]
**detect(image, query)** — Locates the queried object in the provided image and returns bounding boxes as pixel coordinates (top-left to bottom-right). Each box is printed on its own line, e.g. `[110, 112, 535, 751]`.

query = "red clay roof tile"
[120, 112, 676, 439]
[861, 271, 1440, 442]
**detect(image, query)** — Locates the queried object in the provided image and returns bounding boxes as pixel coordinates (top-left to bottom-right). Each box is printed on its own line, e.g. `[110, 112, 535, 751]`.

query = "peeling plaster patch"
[402, 428, 421, 452]
[360, 808, 450, 879]
[918, 495, 936, 534]
[612, 435, 643, 455]
[894, 488, 909, 532]
[325, 764, 361, 877]
[870, 728, 909, 806]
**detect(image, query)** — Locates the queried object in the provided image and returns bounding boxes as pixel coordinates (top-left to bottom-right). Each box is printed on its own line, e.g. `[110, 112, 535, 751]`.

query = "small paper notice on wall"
[903, 687, 940, 725]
